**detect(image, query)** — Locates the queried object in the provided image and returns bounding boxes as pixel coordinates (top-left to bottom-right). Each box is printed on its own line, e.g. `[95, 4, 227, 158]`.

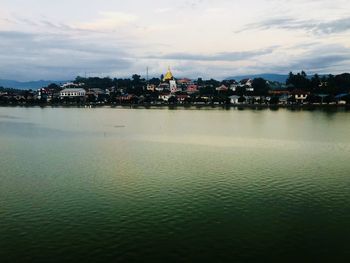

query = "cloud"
[75, 12, 138, 31]
[252, 44, 350, 74]
[0, 31, 133, 80]
[1, 0, 350, 80]
[154, 8, 173, 14]
[144, 46, 277, 62]
[239, 16, 350, 35]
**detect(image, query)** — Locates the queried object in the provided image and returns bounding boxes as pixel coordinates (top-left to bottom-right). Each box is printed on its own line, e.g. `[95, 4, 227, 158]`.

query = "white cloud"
[74, 12, 138, 31]
[0, 0, 350, 80]
[154, 8, 173, 14]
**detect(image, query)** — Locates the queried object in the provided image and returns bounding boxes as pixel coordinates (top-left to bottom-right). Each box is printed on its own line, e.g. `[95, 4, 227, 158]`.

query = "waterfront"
[1, 107, 350, 262]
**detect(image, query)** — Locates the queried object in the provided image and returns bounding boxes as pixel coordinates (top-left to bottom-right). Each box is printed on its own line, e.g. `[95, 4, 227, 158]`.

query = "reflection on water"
[0, 107, 350, 262]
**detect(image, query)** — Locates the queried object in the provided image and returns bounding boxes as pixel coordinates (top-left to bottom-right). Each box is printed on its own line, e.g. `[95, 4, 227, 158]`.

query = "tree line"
[286, 71, 350, 95]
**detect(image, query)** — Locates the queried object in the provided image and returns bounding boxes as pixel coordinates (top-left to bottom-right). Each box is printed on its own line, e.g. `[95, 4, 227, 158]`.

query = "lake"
[1, 107, 350, 262]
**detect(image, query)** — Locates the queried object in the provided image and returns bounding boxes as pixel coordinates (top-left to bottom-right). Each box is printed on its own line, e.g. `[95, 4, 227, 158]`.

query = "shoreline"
[1, 103, 350, 110]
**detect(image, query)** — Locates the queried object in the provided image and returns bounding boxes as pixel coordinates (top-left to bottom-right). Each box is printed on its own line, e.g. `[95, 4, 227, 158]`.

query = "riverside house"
[60, 88, 86, 99]
[292, 90, 310, 104]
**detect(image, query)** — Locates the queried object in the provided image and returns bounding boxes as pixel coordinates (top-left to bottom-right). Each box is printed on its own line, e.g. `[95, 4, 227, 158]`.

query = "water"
[1, 107, 350, 262]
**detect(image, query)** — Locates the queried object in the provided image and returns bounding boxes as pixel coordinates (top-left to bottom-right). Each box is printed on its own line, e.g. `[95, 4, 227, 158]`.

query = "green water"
[1, 107, 350, 262]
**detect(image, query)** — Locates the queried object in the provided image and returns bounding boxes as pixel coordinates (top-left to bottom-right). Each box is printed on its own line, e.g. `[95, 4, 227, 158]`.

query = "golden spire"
[163, 66, 174, 82]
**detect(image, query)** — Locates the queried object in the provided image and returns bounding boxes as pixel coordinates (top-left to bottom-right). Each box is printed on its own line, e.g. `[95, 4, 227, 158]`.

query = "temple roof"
[163, 67, 174, 81]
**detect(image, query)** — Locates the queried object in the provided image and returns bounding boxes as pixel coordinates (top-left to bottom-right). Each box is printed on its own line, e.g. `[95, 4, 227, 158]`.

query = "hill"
[0, 79, 69, 90]
[225, 74, 288, 83]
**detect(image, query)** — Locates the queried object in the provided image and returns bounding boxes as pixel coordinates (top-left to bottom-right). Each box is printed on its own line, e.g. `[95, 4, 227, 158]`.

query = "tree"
[132, 74, 141, 84]
[286, 71, 311, 91]
[252, 78, 269, 96]
[310, 74, 321, 93]
[47, 83, 61, 90]
[168, 96, 178, 104]
[149, 77, 161, 86]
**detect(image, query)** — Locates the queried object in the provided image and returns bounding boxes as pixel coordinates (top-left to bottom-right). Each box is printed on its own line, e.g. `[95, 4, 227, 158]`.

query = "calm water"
[1, 107, 350, 262]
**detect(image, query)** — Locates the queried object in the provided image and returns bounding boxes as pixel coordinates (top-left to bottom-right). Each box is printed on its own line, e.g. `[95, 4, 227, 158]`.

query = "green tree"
[252, 78, 269, 96]
[286, 71, 311, 91]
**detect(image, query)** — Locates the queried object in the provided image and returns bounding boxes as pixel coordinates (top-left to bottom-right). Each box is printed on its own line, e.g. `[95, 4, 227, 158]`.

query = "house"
[147, 84, 156, 91]
[335, 94, 349, 104]
[158, 92, 172, 102]
[37, 87, 60, 102]
[60, 88, 86, 98]
[86, 88, 106, 102]
[240, 79, 254, 92]
[279, 94, 290, 104]
[230, 82, 239, 91]
[115, 94, 138, 104]
[229, 95, 240, 104]
[269, 90, 290, 96]
[292, 90, 310, 103]
[252, 96, 263, 104]
[176, 94, 190, 103]
[186, 85, 198, 93]
[177, 78, 192, 85]
[156, 83, 170, 91]
[194, 96, 209, 105]
[37, 88, 50, 101]
[216, 85, 228, 92]
[170, 80, 178, 93]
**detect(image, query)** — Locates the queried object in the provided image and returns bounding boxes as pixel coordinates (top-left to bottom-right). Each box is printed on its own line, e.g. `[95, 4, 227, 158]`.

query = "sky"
[0, 0, 350, 81]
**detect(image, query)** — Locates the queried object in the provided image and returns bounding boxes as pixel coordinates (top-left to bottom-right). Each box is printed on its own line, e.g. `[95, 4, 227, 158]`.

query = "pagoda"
[158, 66, 178, 93]
[163, 66, 174, 82]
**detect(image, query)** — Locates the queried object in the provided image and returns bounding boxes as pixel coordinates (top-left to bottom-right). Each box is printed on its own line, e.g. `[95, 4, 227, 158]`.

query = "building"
[86, 88, 106, 102]
[177, 78, 192, 85]
[269, 90, 290, 96]
[170, 80, 178, 93]
[163, 67, 174, 82]
[158, 92, 172, 102]
[335, 94, 349, 104]
[230, 82, 239, 91]
[147, 84, 156, 92]
[241, 79, 254, 92]
[187, 85, 199, 93]
[158, 67, 176, 92]
[176, 94, 190, 103]
[60, 88, 86, 98]
[216, 85, 229, 92]
[156, 83, 170, 92]
[229, 95, 240, 104]
[292, 90, 310, 103]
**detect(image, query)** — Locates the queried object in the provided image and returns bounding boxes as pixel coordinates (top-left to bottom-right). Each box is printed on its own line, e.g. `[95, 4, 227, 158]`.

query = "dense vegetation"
[286, 71, 350, 94]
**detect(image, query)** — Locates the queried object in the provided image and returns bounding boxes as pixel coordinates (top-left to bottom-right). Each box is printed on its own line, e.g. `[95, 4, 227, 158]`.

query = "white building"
[158, 93, 172, 102]
[229, 95, 240, 104]
[60, 88, 86, 98]
[170, 80, 178, 93]
[292, 91, 309, 103]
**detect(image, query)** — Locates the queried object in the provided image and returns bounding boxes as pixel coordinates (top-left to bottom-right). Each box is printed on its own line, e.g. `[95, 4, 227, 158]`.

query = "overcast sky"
[1, 0, 350, 80]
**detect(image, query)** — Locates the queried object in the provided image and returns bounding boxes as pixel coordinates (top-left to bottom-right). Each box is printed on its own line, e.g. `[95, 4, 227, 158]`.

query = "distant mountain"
[0, 79, 69, 90]
[225, 74, 289, 83]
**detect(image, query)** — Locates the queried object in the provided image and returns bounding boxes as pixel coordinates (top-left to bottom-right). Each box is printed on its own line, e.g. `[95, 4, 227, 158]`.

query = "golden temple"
[163, 66, 174, 82]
